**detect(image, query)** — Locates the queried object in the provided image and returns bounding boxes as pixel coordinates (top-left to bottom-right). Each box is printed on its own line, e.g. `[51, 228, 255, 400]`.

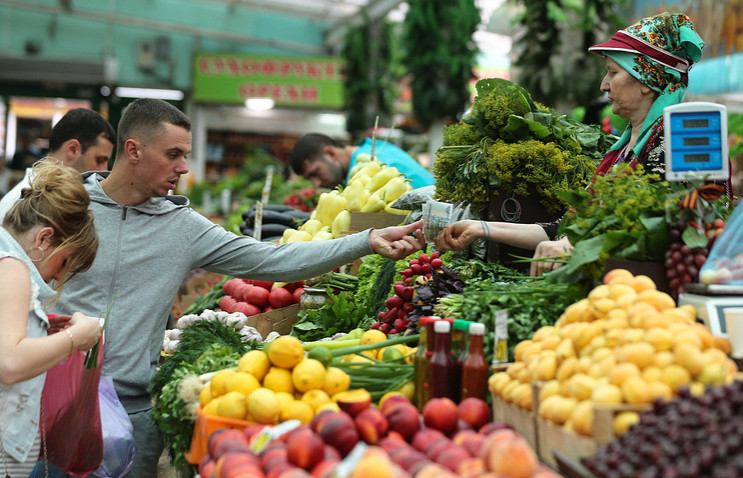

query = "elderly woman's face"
[600, 57, 649, 120]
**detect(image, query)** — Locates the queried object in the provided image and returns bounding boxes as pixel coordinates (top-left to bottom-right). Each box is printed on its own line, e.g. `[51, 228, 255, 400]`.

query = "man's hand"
[47, 314, 71, 335]
[434, 220, 480, 252]
[369, 220, 426, 260]
[530, 236, 573, 277]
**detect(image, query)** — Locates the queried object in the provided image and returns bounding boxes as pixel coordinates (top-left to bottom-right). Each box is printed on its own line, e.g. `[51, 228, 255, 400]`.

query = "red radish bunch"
[219, 278, 304, 316]
[370, 252, 443, 336]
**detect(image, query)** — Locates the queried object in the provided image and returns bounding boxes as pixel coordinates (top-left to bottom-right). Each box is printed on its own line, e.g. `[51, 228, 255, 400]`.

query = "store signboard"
[193, 52, 344, 108]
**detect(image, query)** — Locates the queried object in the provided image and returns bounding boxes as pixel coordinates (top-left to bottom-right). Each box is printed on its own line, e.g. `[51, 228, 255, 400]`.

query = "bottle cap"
[419, 316, 441, 326]
[452, 319, 471, 332]
[434, 320, 451, 333]
[468, 322, 486, 335]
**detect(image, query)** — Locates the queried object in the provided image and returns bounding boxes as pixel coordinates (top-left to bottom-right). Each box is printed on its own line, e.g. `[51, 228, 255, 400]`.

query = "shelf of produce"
[535, 403, 650, 468]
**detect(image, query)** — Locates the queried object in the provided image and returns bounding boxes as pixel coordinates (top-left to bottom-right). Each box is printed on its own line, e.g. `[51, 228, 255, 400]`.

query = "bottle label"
[493, 309, 508, 364]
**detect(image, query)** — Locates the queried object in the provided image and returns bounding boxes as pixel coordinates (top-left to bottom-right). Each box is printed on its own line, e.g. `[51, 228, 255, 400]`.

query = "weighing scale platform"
[678, 284, 743, 337]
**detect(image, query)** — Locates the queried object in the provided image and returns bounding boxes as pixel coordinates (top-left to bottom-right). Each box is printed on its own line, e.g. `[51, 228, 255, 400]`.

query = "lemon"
[315, 401, 341, 413]
[263, 366, 295, 394]
[275, 391, 295, 411]
[267, 336, 305, 369]
[238, 350, 271, 381]
[217, 391, 248, 420]
[397, 380, 415, 402]
[301, 389, 331, 411]
[210, 369, 236, 397]
[360, 329, 387, 346]
[280, 400, 314, 425]
[307, 346, 333, 367]
[381, 347, 404, 362]
[291, 358, 326, 392]
[226, 371, 261, 398]
[199, 385, 213, 407]
[247, 388, 280, 424]
[323, 367, 350, 396]
[203, 396, 221, 416]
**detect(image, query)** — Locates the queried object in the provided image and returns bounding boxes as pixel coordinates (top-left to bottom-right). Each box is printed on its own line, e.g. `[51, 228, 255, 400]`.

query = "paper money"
[421, 200, 453, 242]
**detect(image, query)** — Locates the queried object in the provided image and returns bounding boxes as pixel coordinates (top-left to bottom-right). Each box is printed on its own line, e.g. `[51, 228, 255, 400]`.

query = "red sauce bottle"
[461, 322, 489, 400]
[428, 319, 454, 400]
[414, 316, 440, 409]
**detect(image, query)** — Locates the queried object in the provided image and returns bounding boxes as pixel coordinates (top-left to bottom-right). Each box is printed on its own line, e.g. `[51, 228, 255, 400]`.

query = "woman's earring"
[28, 246, 44, 262]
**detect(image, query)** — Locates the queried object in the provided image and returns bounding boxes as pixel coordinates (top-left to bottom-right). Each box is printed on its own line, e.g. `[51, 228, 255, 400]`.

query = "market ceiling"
[0, 0, 406, 55]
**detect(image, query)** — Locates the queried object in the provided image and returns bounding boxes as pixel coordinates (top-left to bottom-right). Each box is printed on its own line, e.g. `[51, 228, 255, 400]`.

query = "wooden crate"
[491, 392, 538, 453]
[245, 303, 300, 338]
[346, 211, 406, 233]
[536, 403, 650, 468]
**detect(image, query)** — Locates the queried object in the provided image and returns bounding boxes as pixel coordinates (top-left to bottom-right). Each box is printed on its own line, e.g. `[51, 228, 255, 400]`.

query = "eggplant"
[283, 209, 312, 221]
[242, 209, 297, 228]
[239, 222, 292, 238]
[241, 203, 296, 221]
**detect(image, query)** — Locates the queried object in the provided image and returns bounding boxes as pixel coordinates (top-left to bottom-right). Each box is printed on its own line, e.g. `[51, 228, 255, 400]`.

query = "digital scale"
[664, 102, 729, 181]
[664, 102, 743, 340]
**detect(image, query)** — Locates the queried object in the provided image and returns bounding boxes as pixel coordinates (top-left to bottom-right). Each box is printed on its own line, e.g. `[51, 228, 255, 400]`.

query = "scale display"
[664, 102, 728, 181]
[678, 293, 743, 337]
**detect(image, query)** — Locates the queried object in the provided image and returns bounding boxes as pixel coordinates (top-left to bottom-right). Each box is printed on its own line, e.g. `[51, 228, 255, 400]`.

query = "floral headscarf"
[589, 13, 705, 156]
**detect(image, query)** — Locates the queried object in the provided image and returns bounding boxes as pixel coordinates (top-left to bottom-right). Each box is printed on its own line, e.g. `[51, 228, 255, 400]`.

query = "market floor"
[157, 451, 178, 478]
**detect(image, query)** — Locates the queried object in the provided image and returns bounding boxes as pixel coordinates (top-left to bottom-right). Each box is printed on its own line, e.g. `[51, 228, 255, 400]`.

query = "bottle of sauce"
[461, 322, 489, 400]
[414, 316, 440, 409]
[428, 319, 454, 400]
[451, 319, 471, 402]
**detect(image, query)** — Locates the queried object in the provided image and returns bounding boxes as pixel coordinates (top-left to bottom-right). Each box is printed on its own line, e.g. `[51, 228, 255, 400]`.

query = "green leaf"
[682, 226, 709, 248]
[294, 321, 321, 331]
[546, 1, 568, 23]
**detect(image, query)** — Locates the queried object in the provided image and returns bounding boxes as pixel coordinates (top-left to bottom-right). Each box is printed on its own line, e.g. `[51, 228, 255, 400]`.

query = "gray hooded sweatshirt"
[54, 172, 373, 412]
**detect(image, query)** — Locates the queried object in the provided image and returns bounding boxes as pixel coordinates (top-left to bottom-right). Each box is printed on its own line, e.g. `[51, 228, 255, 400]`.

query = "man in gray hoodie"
[52, 98, 425, 477]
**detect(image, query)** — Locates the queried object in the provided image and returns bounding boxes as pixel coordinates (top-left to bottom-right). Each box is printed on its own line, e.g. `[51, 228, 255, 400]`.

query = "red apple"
[457, 397, 492, 431]
[422, 398, 459, 436]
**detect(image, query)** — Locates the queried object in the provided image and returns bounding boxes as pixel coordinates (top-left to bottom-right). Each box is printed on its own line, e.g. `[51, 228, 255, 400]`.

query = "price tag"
[493, 309, 508, 364]
[333, 442, 368, 478]
[249, 419, 301, 454]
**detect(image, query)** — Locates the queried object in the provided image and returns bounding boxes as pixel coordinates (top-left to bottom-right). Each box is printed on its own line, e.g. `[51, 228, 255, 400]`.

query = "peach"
[422, 437, 451, 460]
[412, 428, 447, 452]
[480, 430, 537, 477]
[389, 448, 431, 473]
[457, 397, 492, 431]
[310, 460, 340, 478]
[318, 415, 360, 456]
[244, 424, 268, 444]
[435, 446, 472, 472]
[384, 403, 421, 441]
[199, 457, 216, 478]
[310, 409, 338, 434]
[276, 468, 313, 478]
[414, 462, 458, 478]
[287, 428, 324, 471]
[208, 429, 252, 459]
[478, 421, 512, 436]
[349, 446, 396, 478]
[335, 389, 373, 417]
[379, 435, 409, 454]
[456, 457, 486, 477]
[259, 443, 288, 470]
[379, 394, 412, 415]
[323, 444, 341, 461]
[267, 462, 298, 478]
[422, 398, 458, 436]
[354, 407, 389, 444]
[452, 429, 478, 447]
[461, 433, 487, 458]
[215, 452, 263, 478]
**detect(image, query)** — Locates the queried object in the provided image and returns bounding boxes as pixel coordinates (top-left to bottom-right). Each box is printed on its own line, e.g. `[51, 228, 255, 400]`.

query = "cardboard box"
[346, 211, 406, 233]
[245, 303, 301, 338]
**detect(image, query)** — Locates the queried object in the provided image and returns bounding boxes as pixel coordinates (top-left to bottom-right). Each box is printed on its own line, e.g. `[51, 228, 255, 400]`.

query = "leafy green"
[291, 291, 373, 342]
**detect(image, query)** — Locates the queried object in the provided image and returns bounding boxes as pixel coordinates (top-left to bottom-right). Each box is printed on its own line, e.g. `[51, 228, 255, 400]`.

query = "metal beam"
[0, 0, 326, 55]
[212, 0, 354, 24]
[323, 0, 404, 49]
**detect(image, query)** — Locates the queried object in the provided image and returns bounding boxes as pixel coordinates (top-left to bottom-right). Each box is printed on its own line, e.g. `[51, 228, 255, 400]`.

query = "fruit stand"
[150, 78, 743, 478]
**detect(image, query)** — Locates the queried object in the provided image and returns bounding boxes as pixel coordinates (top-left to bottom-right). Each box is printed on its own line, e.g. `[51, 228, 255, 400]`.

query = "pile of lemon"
[200, 335, 351, 425]
[339, 329, 416, 364]
[489, 269, 739, 438]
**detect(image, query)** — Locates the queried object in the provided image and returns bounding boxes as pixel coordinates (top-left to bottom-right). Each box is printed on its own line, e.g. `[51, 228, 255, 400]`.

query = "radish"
[269, 287, 293, 309]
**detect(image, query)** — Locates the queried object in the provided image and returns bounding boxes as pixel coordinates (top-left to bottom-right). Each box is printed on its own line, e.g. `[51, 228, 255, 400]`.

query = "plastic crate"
[184, 406, 260, 465]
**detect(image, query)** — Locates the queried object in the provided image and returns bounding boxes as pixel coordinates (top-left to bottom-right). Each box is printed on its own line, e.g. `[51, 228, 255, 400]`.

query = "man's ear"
[124, 139, 140, 163]
[63, 139, 81, 166]
[323, 145, 339, 164]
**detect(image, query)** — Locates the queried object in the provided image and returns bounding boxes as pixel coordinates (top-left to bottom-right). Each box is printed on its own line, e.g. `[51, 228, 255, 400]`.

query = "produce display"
[489, 270, 737, 439]
[218, 279, 303, 317]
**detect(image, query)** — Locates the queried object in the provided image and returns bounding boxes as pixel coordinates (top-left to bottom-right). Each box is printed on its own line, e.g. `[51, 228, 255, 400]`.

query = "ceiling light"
[114, 87, 184, 100]
[245, 98, 275, 111]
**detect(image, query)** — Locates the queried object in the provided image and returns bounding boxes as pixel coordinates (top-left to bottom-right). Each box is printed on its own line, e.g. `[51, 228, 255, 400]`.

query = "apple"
[354, 407, 389, 444]
[422, 398, 458, 436]
[457, 397, 492, 431]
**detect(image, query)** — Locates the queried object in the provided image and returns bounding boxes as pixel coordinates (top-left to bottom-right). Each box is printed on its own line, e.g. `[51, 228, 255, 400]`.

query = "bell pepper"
[348, 153, 373, 178]
[299, 218, 324, 237]
[315, 190, 347, 227]
[367, 166, 400, 193]
[331, 209, 351, 238]
[287, 230, 312, 242]
[349, 162, 382, 185]
[345, 182, 370, 211]
[312, 230, 334, 241]
[361, 191, 387, 213]
[379, 176, 412, 203]
[280, 227, 297, 244]
[348, 173, 371, 189]
[384, 203, 410, 215]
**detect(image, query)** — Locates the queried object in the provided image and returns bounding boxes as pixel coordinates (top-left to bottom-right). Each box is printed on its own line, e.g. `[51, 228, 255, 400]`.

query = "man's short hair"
[49, 108, 116, 154]
[117, 99, 191, 158]
[289, 133, 346, 175]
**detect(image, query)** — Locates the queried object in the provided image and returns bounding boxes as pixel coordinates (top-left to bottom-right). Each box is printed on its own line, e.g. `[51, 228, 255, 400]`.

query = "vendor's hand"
[369, 220, 426, 261]
[67, 312, 103, 350]
[530, 237, 573, 277]
[47, 314, 71, 335]
[434, 220, 481, 252]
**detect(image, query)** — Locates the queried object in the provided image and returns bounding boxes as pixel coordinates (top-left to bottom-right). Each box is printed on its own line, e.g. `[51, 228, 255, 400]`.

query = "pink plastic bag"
[40, 345, 104, 476]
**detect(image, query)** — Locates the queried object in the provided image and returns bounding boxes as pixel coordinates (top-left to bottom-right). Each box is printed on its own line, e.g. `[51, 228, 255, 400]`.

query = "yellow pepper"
[349, 162, 382, 185]
[279, 228, 296, 244]
[379, 176, 412, 204]
[361, 191, 387, 213]
[312, 230, 334, 241]
[287, 230, 312, 242]
[331, 209, 351, 238]
[384, 203, 411, 215]
[299, 218, 324, 237]
[315, 190, 347, 227]
[367, 166, 400, 193]
[348, 173, 371, 189]
[347, 153, 373, 178]
[345, 182, 370, 212]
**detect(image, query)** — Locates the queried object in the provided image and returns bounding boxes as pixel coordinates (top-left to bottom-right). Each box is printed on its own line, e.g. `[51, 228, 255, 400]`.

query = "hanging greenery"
[401, 0, 481, 128]
[510, 0, 627, 108]
[342, 16, 400, 140]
